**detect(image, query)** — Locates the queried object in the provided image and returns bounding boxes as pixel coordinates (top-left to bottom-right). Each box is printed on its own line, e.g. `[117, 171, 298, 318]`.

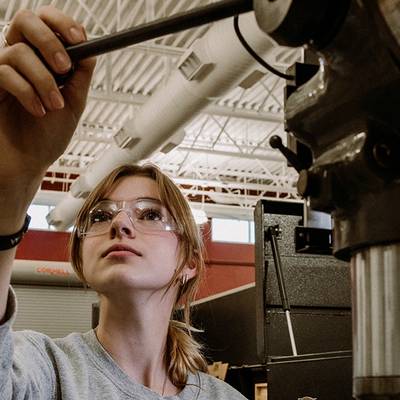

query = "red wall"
[197, 223, 254, 298]
[16, 230, 71, 262]
[16, 224, 255, 299]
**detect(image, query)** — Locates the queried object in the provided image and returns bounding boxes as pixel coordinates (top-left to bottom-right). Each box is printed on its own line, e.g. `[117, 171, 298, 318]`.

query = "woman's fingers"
[6, 7, 76, 75]
[0, 5, 96, 115]
[0, 42, 64, 112]
[0, 64, 45, 117]
[37, 5, 86, 45]
[35, 5, 96, 100]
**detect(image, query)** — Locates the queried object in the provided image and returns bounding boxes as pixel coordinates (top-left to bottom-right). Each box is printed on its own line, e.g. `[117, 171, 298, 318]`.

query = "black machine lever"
[269, 135, 309, 173]
[55, 0, 253, 85]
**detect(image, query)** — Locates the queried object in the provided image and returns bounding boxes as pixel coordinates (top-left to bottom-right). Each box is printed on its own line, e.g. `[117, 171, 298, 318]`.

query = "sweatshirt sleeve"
[0, 287, 56, 400]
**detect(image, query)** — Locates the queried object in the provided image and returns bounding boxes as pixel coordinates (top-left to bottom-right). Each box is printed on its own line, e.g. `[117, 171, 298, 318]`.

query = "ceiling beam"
[174, 177, 291, 191]
[88, 89, 283, 123]
[180, 187, 298, 202]
[176, 146, 284, 162]
[70, 128, 285, 164]
[161, 163, 297, 181]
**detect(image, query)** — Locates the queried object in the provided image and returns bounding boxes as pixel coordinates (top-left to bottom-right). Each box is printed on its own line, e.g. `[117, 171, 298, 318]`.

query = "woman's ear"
[182, 262, 197, 281]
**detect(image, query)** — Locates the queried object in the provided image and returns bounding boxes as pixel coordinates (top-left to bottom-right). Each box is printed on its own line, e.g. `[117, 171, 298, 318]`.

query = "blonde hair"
[70, 164, 208, 388]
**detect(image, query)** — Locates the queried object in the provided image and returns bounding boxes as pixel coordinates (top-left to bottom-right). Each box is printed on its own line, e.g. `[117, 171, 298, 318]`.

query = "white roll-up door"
[12, 285, 99, 338]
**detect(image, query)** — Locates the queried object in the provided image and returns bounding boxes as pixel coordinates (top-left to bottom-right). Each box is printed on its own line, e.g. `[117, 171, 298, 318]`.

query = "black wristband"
[0, 215, 31, 251]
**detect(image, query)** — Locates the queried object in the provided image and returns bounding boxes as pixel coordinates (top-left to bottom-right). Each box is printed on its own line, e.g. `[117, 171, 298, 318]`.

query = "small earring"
[181, 274, 188, 286]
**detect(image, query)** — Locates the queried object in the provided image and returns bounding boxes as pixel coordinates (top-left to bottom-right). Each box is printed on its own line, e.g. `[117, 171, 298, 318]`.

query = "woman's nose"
[109, 211, 136, 238]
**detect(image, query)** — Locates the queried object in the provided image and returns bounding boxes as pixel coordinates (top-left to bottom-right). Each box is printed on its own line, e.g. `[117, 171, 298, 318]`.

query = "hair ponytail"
[166, 320, 208, 388]
[166, 261, 208, 388]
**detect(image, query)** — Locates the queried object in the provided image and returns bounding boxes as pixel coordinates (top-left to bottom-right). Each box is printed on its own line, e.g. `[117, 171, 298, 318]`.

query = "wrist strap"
[0, 215, 31, 251]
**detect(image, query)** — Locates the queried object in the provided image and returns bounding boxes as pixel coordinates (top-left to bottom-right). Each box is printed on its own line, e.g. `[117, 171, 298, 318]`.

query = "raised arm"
[0, 5, 96, 322]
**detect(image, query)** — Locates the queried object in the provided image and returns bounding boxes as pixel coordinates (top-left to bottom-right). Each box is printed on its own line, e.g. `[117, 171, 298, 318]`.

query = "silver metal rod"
[285, 309, 298, 356]
[351, 243, 400, 398]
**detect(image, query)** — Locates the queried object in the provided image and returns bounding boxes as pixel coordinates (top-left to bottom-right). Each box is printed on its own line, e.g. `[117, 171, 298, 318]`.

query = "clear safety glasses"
[78, 198, 180, 238]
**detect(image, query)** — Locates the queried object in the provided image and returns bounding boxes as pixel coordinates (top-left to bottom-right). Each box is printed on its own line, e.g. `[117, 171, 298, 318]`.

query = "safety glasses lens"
[82, 200, 177, 236]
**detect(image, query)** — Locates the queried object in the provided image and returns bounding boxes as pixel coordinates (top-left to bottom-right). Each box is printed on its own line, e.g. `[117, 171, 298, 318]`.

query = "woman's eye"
[139, 209, 162, 221]
[90, 210, 113, 224]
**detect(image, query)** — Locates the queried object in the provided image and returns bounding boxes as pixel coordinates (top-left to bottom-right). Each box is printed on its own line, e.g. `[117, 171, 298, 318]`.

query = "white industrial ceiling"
[1, 0, 302, 222]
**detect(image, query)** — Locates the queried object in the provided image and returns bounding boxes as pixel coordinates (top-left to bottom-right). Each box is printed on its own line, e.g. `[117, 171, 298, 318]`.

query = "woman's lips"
[105, 250, 138, 258]
[102, 244, 142, 258]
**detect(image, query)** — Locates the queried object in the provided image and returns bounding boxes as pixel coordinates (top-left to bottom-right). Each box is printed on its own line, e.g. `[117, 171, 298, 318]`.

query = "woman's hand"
[0, 5, 96, 182]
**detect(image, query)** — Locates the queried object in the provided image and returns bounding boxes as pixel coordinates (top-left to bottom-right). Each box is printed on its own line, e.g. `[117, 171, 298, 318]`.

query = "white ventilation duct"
[12, 260, 81, 286]
[47, 193, 85, 229]
[47, 12, 276, 230]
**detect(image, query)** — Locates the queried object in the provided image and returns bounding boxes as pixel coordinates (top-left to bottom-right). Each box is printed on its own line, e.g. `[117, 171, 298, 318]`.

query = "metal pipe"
[66, 0, 254, 61]
[351, 243, 400, 399]
[285, 309, 298, 356]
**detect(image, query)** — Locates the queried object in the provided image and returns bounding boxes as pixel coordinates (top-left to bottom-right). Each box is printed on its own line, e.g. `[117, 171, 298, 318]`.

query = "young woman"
[0, 6, 247, 400]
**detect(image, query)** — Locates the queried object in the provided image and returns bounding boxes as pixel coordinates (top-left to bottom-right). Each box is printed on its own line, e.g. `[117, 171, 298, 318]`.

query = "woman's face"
[81, 176, 185, 297]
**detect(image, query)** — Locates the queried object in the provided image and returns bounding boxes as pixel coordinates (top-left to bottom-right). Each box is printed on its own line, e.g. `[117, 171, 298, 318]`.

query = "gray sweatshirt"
[0, 288, 248, 400]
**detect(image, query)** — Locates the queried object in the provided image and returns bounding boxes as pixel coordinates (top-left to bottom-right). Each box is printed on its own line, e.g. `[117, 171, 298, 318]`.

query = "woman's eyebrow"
[101, 196, 161, 202]
[136, 196, 162, 203]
